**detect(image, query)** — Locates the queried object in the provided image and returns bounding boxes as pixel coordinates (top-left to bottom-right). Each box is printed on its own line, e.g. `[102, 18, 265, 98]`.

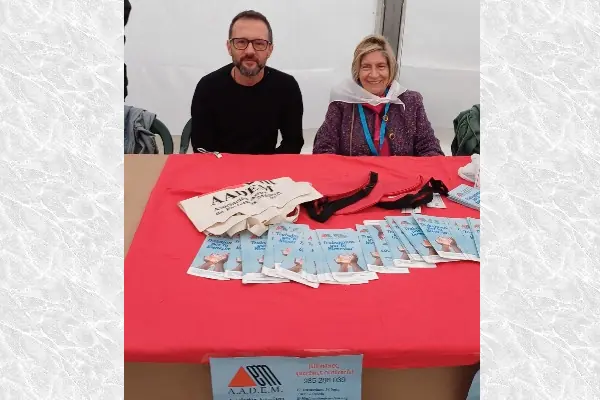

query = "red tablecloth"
[125, 154, 480, 369]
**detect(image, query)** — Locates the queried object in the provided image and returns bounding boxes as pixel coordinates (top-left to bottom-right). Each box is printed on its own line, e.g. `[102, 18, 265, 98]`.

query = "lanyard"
[357, 102, 391, 156]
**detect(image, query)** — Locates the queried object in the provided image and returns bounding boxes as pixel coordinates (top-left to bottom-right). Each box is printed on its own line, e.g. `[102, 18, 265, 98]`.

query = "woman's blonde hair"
[351, 35, 398, 86]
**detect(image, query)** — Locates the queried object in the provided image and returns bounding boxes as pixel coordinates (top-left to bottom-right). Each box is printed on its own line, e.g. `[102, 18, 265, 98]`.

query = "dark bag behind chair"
[451, 104, 480, 156]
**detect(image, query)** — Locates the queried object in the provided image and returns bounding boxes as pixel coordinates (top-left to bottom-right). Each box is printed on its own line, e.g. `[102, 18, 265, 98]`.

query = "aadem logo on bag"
[211, 181, 277, 206]
[228, 365, 283, 396]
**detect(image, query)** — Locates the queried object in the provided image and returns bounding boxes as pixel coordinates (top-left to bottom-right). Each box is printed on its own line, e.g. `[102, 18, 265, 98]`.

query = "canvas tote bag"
[179, 178, 323, 236]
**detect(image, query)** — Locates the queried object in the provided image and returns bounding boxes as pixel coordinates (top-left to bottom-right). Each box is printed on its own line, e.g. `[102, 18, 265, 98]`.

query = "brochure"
[384, 217, 425, 262]
[363, 224, 397, 265]
[393, 216, 453, 264]
[276, 230, 319, 288]
[223, 235, 243, 279]
[448, 184, 480, 210]
[316, 229, 376, 283]
[467, 217, 481, 256]
[187, 236, 234, 280]
[310, 232, 365, 285]
[303, 230, 323, 285]
[312, 235, 341, 285]
[414, 215, 468, 260]
[240, 231, 287, 284]
[262, 223, 307, 279]
[375, 217, 436, 268]
[364, 219, 414, 266]
[446, 218, 480, 261]
[357, 224, 409, 274]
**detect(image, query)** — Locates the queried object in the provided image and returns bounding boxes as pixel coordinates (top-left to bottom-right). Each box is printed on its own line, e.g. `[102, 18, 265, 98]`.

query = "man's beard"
[233, 56, 265, 77]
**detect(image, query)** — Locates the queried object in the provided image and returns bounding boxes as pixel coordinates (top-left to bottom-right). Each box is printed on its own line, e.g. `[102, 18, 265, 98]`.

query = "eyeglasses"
[229, 38, 271, 51]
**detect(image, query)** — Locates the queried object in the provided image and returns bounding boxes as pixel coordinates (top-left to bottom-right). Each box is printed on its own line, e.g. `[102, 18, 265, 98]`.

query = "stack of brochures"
[187, 217, 480, 288]
[448, 184, 480, 210]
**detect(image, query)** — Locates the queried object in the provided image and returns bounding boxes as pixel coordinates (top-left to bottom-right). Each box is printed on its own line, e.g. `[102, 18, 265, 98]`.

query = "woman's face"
[358, 51, 390, 96]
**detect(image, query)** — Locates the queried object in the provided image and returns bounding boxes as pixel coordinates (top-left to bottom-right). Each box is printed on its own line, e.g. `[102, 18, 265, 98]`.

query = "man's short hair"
[228, 10, 273, 43]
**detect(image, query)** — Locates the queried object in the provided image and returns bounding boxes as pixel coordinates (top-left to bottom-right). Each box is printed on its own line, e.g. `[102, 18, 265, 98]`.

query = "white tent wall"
[125, 0, 380, 153]
[397, 0, 480, 154]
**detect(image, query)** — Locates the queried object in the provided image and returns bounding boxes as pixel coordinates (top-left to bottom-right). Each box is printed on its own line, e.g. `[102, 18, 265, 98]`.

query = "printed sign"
[210, 355, 363, 400]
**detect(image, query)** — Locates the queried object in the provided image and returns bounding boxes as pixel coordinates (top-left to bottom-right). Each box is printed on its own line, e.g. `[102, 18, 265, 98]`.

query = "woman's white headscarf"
[329, 78, 407, 108]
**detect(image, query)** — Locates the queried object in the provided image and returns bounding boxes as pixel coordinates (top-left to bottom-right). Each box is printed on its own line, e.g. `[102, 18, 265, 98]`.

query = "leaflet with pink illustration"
[316, 229, 376, 283]
[414, 215, 468, 261]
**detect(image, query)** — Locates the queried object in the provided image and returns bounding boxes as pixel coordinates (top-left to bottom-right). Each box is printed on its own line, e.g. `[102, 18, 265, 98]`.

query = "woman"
[313, 35, 444, 157]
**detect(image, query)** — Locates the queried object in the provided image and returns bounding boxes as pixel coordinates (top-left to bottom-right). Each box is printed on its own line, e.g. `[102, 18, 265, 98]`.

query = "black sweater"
[190, 64, 304, 154]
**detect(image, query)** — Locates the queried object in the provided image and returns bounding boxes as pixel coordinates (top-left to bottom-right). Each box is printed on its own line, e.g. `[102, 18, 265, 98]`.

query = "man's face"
[227, 18, 273, 77]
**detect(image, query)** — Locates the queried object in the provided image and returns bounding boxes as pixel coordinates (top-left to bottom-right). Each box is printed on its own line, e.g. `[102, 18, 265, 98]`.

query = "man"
[190, 10, 304, 154]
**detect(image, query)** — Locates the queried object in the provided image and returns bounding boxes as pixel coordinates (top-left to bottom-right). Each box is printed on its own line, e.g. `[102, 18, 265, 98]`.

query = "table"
[125, 154, 479, 400]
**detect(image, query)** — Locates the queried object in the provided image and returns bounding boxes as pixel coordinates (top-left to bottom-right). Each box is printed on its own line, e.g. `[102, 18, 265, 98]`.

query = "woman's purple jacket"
[312, 90, 445, 157]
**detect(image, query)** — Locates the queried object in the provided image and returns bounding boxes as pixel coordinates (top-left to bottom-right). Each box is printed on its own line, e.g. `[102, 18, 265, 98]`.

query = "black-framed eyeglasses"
[229, 38, 271, 51]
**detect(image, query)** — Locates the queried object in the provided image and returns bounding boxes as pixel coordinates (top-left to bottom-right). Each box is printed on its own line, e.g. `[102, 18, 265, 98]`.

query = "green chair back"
[180, 118, 192, 154]
[150, 118, 174, 154]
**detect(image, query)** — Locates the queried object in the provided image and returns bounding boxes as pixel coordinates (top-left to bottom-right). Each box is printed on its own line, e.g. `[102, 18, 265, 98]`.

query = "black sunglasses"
[229, 38, 271, 51]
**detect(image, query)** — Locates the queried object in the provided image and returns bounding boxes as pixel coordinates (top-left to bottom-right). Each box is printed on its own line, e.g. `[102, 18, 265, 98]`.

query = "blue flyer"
[467, 218, 481, 256]
[384, 216, 425, 262]
[224, 234, 243, 280]
[316, 229, 377, 283]
[187, 236, 235, 280]
[414, 215, 467, 261]
[210, 355, 363, 400]
[446, 218, 480, 261]
[276, 230, 319, 288]
[448, 184, 480, 210]
[240, 232, 287, 284]
[356, 224, 408, 274]
[263, 223, 308, 279]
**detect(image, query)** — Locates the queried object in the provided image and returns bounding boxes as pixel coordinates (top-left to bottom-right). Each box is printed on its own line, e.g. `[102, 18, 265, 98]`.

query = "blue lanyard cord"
[357, 102, 391, 156]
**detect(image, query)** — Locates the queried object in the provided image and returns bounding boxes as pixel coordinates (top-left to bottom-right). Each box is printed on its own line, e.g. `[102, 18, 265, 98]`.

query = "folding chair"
[180, 118, 192, 154]
[150, 118, 174, 154]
